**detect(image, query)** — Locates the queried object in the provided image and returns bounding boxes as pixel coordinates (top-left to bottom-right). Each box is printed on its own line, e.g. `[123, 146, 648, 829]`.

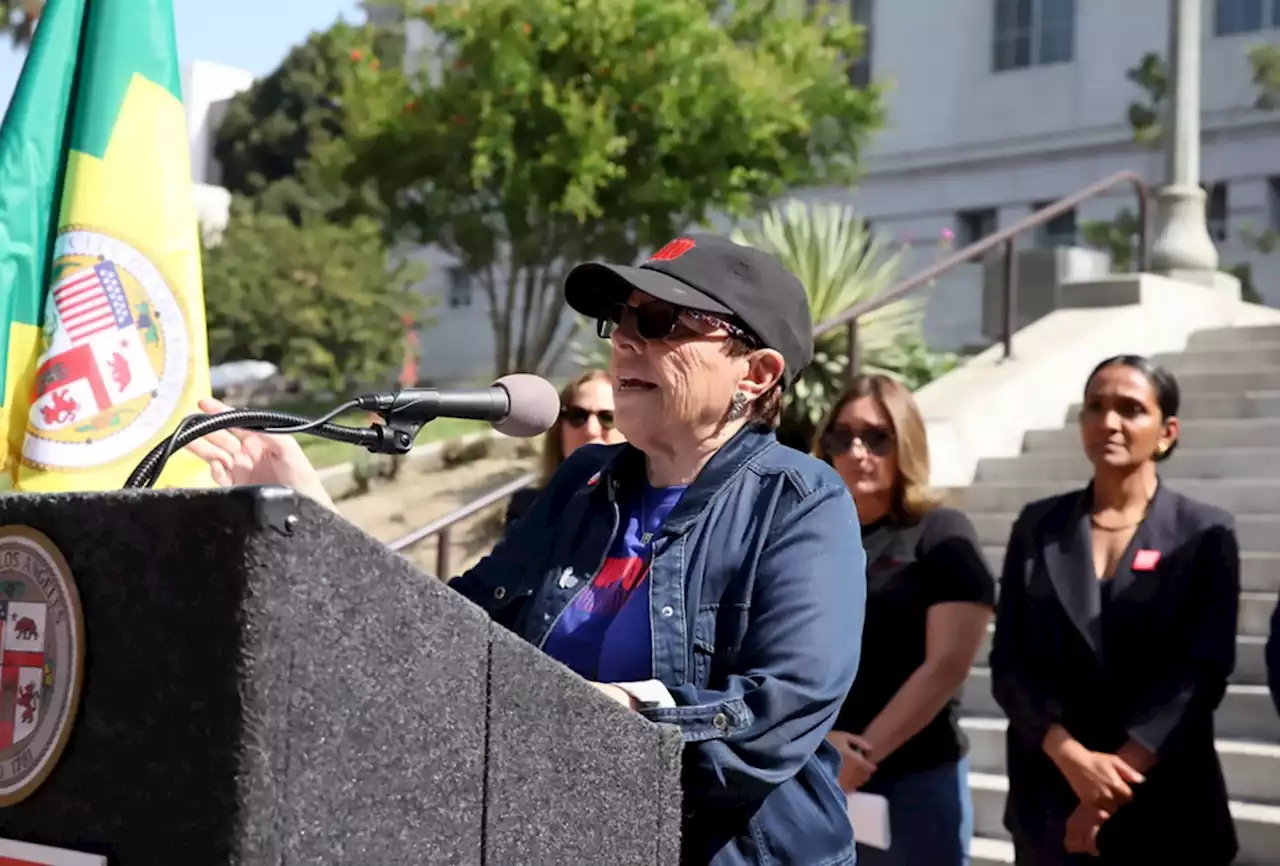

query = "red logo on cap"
[649, 238, 696, 262]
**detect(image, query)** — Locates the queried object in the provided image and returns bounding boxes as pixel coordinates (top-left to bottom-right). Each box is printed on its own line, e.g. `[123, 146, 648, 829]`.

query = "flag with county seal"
[0, 0, 213, 492]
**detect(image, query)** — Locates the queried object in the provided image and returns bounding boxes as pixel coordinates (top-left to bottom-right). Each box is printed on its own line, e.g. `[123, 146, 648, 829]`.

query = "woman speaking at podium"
[187, 234, 868, 866]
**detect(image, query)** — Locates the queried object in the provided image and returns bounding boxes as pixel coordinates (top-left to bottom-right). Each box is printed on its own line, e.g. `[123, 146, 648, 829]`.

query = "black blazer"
[1266, 590, 1280, 718]
[990, 482, 1240, 865]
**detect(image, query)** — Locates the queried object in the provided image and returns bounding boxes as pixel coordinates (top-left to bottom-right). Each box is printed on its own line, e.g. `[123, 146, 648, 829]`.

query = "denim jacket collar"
[597, 424, 776, 532]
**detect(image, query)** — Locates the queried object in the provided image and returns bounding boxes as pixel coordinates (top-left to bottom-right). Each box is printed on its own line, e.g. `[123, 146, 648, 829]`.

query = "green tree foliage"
[1125, 52, 1167, 146]
[1080, 207, 1144, 271]
[212, 19, 404, 223]
[731, 200, 955, 447]
[1117, 46, 1280, 141]
[0, 1, 41, 48]
[1248, 44, 1280, 109]
[202, 199, 426, 392]
[1083, 48, 1278, 299]
[321, 0, 884, 377]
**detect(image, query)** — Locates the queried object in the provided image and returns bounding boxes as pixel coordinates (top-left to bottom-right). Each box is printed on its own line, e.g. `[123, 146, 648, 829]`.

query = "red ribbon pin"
[1132, 549, 1161, 571]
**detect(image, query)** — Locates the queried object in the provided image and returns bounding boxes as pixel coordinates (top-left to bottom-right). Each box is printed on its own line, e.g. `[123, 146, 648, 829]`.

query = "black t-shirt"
[835, 506, 996, 778]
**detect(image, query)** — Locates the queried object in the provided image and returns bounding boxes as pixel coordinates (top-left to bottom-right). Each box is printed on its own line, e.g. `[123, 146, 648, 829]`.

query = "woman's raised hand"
[184, 396, 337, 511]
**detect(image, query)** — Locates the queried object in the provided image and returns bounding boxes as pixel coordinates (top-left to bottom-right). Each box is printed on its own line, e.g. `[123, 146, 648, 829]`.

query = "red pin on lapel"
[1132, 549, 1161, 571]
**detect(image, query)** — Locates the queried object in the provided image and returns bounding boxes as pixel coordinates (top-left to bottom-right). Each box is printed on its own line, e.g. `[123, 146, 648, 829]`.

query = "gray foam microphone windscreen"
[491, 373, 561, 438]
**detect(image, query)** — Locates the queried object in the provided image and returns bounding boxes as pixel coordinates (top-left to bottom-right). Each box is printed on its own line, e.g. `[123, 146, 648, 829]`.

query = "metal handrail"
[387, 469, 538, 576]
[817, 169, 1148, 374]
[393, 170, 1150, 569]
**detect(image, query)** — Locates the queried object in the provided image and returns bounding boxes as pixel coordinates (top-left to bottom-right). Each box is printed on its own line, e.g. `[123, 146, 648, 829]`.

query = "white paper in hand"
[846, 791, 891, 850]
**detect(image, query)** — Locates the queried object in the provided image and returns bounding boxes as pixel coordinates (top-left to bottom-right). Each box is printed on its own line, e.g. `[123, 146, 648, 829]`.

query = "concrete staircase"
[954, 324, 1280, 864]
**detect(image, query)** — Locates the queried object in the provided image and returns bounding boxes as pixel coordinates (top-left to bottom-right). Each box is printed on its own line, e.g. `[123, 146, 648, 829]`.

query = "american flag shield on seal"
[28, 261, 158, 434]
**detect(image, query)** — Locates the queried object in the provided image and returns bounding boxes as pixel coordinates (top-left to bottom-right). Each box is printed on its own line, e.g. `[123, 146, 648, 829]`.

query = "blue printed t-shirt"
[542, 483, 686, 683]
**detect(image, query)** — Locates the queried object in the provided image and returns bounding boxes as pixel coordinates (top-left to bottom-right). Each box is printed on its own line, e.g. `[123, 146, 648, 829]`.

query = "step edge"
[977, 623, 1271, 646]
[965, 668, 1270, 698]
[968, 836, 1014, 861]
[970, 512, 1280, 524]
[968, 773, 1280, 822]
[978, 546, 1280, 561]
[969, 479, 1280, 489]
[958, 716, 1280, 758]
[984, 449, 1280, 460]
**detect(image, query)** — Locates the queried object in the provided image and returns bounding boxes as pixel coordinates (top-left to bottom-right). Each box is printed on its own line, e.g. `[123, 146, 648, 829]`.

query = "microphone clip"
[361, 397, 429, 456]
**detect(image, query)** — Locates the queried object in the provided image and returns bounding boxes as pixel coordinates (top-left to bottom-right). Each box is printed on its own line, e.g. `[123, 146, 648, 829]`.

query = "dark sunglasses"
[561, 406, 616, 429]
[820, 425, 895, 458]
[596, 301, 757, 345]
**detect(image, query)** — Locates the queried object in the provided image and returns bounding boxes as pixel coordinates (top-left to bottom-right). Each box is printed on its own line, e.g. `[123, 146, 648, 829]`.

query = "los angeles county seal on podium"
[0, 526, 85, 807]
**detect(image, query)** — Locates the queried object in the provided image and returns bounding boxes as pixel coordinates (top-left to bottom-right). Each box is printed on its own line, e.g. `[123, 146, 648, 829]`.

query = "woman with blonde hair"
[817, 373, 994, 866]
[505, 368, 625, 527]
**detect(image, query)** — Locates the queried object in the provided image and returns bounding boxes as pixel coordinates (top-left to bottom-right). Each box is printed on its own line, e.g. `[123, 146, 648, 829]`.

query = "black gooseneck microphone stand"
[123, 397, 431, 490]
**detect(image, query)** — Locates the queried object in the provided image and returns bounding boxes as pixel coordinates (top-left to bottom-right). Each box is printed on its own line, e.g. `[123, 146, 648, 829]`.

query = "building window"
[1213, 0, 1271, 35]
[1205, 182, 1228, 241]
[446, 266, 473, 308]
[849, 0, 873, 88]
[1033, 201, 1077, 247]
[993, 0, 1075, 73]
[957, 208, 999, 246]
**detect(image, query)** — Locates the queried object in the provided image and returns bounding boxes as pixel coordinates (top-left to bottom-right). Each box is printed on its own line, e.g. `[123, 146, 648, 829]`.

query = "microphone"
[123, 374, 562, 489]
[355, 374, 561, 438]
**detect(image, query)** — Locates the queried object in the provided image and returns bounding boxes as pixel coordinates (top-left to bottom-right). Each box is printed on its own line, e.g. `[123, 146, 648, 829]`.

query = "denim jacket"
[451, 424, 867, 866]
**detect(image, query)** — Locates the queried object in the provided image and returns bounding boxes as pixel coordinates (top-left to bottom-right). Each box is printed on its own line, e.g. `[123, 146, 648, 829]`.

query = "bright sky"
[0, 0, 367, 111]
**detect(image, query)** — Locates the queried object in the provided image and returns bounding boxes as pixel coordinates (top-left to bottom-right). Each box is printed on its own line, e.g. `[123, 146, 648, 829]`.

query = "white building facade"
[181, 60, 255, 240]
[838, 0, 1280, 351]
[184, 1, 1280, 384]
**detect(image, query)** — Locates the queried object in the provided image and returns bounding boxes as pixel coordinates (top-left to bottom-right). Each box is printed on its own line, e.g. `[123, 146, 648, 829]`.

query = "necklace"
[1089, 514, 1142, 531]
[1090, 483, 1157, 532]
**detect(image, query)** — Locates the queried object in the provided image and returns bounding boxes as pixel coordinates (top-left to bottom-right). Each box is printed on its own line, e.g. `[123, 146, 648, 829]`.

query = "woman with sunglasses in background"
[815, 373, 994, 866]
[185, 233, 867, 866]
[505, 369, 625, 528]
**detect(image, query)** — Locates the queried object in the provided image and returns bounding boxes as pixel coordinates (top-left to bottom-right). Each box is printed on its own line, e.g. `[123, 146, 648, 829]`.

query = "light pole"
[1148, 0, 1235, 290]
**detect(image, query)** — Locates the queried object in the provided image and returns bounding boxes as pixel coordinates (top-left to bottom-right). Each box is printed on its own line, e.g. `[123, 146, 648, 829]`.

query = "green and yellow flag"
[0, 0, 213, 492]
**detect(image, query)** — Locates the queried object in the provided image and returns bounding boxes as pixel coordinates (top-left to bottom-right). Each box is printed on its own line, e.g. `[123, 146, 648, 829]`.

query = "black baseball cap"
[563, 233, 814, 387]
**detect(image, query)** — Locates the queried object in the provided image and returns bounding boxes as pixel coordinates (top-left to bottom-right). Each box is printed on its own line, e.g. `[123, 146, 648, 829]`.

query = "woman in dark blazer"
[990, 354, 1241, 865]
[1267, 593, 1280, 717]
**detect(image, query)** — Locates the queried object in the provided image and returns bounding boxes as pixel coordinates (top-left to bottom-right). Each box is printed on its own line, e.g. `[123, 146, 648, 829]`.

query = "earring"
[1156, 442, 1169, 456]
[727, 391, 749, 421]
